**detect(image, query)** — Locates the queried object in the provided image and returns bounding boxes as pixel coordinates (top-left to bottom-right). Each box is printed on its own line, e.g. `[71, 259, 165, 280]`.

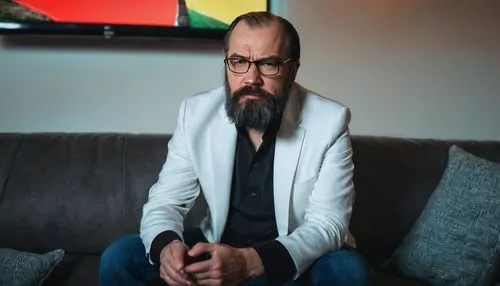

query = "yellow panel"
[185, 0, 267, 25]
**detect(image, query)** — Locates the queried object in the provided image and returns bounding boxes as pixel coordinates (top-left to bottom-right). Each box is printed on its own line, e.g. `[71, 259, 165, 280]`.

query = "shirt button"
[250, 192, 257, 197]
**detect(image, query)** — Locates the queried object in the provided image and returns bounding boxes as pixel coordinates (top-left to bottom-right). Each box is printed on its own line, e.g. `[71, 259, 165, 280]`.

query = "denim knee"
[100, 235, 139, 272]
[100, 235, 158, 286]
[307, 247, 372, 286]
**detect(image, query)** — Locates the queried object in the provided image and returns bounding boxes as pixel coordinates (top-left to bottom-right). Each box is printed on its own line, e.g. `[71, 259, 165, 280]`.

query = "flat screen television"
[0, 0, 269, 40]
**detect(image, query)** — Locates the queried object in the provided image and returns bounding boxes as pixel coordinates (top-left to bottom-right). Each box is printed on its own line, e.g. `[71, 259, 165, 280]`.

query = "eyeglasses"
[224, 57, 292, 76]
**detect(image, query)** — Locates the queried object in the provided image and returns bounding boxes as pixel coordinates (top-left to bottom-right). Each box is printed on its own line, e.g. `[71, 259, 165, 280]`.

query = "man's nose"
[244, 63, 264, 85]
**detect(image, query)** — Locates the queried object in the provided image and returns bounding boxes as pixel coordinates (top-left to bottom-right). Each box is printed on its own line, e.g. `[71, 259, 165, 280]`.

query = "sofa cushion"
[391, 145, 500, 285]
[0, 133, 126, 254]
[374, 272, 430, 286]
[0, 134, 23, 194]
[0, 248, 64, 286]
[43, 254, 100, 286]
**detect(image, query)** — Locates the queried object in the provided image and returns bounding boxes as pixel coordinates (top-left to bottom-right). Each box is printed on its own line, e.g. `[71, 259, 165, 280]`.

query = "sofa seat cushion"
[391, 145, 500, 285]
[43, 254, 100, 286]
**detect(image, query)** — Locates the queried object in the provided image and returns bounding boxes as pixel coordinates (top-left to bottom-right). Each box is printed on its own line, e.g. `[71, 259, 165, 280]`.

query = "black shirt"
[218, 119, 296, 283]
[221, 127, 279, 247]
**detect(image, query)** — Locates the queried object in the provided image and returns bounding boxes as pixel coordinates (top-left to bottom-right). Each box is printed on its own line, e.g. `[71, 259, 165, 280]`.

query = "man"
[100, 11, 371, 286]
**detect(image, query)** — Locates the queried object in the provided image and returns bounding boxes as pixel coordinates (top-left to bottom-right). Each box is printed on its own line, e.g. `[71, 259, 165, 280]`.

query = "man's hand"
[184, 242, 264, 286]
[159, 240, 192, 286]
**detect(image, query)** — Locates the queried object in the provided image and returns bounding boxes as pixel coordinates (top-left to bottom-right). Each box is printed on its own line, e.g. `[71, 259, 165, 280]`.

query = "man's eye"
[230, 59, 247, 65]
[260, 61, 279, 68]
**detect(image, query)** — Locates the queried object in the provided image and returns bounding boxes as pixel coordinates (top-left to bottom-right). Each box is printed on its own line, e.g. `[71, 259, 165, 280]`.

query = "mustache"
[232, 85, 274, 101]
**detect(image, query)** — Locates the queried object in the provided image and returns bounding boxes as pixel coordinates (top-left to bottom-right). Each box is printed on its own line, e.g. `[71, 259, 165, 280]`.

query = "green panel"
[187, 9, 229, 29]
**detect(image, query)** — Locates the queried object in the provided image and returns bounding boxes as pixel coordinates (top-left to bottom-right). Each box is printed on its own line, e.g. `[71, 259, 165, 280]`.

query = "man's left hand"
[183, 242, 263, 286]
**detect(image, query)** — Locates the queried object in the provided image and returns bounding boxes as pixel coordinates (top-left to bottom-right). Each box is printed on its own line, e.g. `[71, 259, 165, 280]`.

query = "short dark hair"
[224, 11, 301, 61]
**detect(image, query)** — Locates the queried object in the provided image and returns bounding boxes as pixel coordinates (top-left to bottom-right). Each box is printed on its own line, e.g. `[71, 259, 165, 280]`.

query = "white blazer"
[140, 82, 355, 279]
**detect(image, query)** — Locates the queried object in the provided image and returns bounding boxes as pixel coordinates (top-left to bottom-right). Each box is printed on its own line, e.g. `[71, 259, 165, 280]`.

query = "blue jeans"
[100, 232, 372, 286]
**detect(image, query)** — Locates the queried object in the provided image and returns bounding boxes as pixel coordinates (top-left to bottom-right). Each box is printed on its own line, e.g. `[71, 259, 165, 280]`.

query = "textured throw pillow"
[391, 145, 500, 286]
[0, 248, 64, 286]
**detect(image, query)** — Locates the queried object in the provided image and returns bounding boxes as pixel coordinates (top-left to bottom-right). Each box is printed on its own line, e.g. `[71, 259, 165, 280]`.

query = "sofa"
[0, 132, 499, 285]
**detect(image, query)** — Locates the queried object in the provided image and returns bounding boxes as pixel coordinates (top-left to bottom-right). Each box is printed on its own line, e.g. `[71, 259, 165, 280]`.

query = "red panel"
[14, 0, 178, 26]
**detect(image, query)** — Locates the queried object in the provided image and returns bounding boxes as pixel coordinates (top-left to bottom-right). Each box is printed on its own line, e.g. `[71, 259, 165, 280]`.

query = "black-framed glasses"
[224, 57, 292, 76]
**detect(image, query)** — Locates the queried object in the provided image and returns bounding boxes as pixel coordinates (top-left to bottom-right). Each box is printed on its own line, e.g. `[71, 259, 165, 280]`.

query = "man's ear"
[290, 60, 301, 81]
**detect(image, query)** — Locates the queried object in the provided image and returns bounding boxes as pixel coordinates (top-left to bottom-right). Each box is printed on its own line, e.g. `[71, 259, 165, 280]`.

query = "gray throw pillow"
[0, 248, 64, 286]
[391, 145, 500, 286]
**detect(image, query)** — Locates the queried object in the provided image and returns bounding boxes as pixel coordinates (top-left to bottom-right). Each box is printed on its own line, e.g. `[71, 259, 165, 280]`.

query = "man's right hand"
[159, 240, 192, 286]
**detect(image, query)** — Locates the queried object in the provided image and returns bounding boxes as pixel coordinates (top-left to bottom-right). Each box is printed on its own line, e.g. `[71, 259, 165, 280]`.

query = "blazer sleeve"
[140, 99, 200, 261]
[276, 106, 355, 279]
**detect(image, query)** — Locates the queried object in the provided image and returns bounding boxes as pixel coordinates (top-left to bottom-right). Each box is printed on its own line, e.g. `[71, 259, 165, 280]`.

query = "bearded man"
[100, 11, 371, 286]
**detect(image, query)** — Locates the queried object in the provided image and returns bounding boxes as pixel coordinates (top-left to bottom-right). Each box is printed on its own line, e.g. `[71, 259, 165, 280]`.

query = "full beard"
[224, 76, 291, 132]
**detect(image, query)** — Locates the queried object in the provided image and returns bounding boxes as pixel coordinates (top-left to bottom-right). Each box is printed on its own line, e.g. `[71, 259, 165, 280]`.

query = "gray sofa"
[0, 133, 499, 285]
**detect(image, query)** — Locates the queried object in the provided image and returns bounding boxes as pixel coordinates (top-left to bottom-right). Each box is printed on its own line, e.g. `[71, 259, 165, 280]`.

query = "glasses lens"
[226, 58, 249, 73]
[225, 58, 287, 75]
[258, 61, 280, 76]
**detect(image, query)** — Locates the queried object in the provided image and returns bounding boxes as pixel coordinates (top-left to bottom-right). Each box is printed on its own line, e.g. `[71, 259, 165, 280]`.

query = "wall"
[0, 0, 499, 140]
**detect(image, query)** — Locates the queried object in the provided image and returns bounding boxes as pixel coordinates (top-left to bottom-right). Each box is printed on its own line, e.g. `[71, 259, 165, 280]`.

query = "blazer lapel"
[274, 129, 305, 236]
[274, 83, 306, 236]
[208, 106, 237, 241]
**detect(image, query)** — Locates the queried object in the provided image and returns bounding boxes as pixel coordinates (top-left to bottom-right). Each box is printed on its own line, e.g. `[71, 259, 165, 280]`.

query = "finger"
[159, 266, 177, 286]
[160, 241, 188, 275]
[196, 278, 221, 286]
[188, 242, 213, 257]
[189, 270, 213, 281]
[160, 274, 178, 286]
[163, 262, 191, 286]
[171, 242, 188, 272]
[184, 259, 213, 274]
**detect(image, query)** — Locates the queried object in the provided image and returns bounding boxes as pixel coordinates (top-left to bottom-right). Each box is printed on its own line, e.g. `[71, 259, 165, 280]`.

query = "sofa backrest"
[1, 133, 499, 268]
[0, 133, 172, 255]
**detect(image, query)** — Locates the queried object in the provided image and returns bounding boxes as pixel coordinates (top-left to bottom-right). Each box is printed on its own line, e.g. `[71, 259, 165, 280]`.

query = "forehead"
[227, 20, 287, 58]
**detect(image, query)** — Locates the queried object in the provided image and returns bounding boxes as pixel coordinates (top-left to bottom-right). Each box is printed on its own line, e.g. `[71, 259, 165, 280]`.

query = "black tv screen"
[0, 0, 269, 40]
